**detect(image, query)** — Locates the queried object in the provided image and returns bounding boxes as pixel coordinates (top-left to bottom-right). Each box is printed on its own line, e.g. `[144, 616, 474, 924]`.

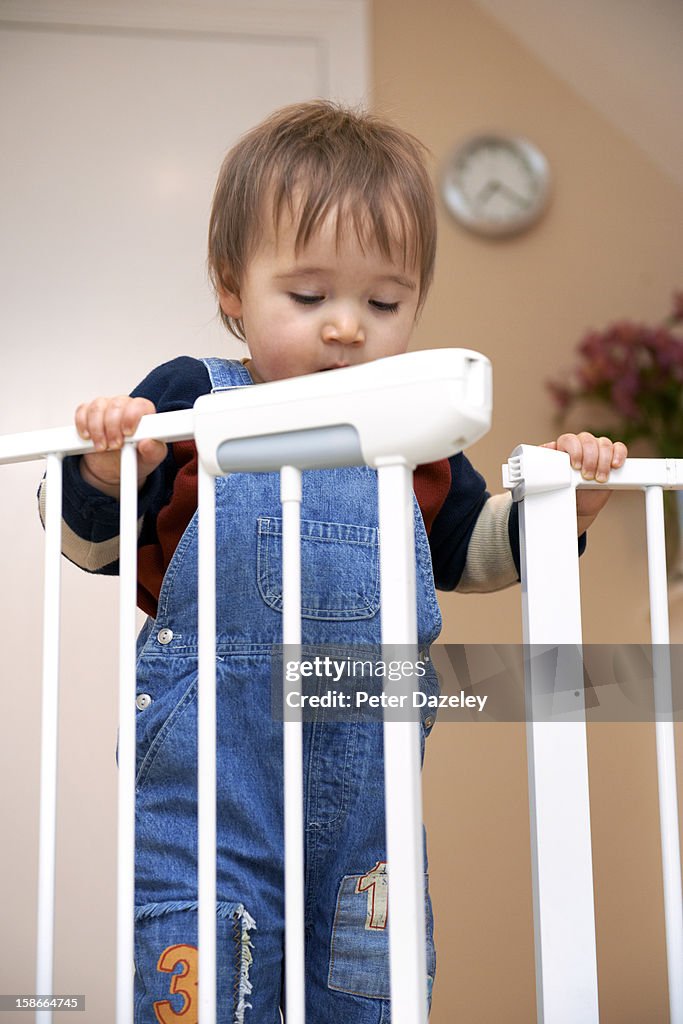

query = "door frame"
[0, 0, 369, 106]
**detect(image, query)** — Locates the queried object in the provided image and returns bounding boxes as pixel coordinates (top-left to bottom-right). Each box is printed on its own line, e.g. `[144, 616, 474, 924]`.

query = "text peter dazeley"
[285, 689, 488, 711]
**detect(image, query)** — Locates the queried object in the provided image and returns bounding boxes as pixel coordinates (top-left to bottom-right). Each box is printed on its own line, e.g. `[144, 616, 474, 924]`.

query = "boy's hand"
[75, 396, 167, 498]
[541, 432, 628, 535]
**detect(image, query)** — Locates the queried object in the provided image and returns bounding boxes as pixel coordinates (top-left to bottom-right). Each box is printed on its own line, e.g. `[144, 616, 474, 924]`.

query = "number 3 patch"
[153, 944, 198, 1023]
[133, 899, 256, 1024]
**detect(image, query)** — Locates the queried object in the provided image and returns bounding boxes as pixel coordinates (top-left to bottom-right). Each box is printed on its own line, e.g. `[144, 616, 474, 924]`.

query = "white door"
[0, 2, 367, 1016]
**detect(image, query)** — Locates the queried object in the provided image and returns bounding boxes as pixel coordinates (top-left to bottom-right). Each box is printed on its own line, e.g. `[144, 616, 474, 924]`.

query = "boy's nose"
[322, 308, 365, 346]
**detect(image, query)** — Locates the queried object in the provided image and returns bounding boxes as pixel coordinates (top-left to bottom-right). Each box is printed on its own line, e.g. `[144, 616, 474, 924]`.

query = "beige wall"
[372, 0, 683, 1020]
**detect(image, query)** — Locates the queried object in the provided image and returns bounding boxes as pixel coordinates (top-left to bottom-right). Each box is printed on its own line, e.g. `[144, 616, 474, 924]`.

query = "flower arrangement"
[547, 291, 683, 570]
[547, 292, 683, 456]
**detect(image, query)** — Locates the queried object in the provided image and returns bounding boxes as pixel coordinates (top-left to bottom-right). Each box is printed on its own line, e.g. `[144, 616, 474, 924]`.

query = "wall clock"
[441, 133, 550, 238]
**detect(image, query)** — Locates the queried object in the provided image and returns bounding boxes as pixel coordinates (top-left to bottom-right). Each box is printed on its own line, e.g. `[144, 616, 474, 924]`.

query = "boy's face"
[218, 208, 421, 383]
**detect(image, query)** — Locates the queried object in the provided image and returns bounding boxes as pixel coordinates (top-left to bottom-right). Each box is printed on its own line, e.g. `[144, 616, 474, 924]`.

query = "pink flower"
[612, 372, 640, 418]
[546, 379, 572, 411]
[651, 328, 683, 371]
[549, 288, 682, 452]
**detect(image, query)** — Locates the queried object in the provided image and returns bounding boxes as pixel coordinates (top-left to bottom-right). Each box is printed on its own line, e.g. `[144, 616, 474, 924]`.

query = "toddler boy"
[44, 101, 625, 1023]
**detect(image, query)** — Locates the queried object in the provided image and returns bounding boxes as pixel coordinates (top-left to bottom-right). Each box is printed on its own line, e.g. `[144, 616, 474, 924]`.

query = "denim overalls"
[132, 358, 442, 1023]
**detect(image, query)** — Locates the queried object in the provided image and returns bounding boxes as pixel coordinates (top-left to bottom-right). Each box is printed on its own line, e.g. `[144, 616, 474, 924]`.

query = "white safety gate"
[503, 446, 683, 1024]
[0, 349, 490, 1024]
[1, 348, 682, 1024]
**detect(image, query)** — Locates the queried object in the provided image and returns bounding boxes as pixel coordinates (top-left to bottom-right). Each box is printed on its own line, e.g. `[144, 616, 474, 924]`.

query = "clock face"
[442, 134, 550, 237]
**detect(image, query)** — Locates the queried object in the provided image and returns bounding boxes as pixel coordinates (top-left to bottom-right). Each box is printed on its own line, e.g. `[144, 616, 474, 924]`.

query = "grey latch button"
[136, 693, 152, 710]
[157, 628, 174, 645]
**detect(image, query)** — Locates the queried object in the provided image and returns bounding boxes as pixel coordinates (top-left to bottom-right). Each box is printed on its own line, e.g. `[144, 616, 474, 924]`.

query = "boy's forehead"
[257, 195, 419, 275]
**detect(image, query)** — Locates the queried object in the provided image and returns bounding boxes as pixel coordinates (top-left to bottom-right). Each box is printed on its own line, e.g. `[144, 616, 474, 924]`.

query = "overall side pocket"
[328, 867, 436, 1000]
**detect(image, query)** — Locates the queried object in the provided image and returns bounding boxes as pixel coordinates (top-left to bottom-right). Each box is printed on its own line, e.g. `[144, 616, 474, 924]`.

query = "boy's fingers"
[595, 437, 616, 482]
[75, 396, 156, 450]
[554, 433, 585, 471]
[577, 432, 598, 479]
[136, 439, 168, 478]
[137, 438, 167, 458]
[612, 441, 628, 467]
[74, 394, 169, 491]
[544, 434, 627, 482]
[121, 397, 157, 437]
[74, 403, 91, 439]
[85, 398, 110, 451]
[103, 397, 130, 449]
[544, 435, 628, 478]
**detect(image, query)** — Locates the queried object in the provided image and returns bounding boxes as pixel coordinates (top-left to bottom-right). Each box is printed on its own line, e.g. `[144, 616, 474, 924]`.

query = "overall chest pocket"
[257, 516, 380, 621]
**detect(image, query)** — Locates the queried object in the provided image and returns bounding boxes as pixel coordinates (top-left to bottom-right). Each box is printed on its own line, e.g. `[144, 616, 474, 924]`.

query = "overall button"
[424, 716, 435, 730]
[136, 693, 152, 710]
[157, 628, 174, 645]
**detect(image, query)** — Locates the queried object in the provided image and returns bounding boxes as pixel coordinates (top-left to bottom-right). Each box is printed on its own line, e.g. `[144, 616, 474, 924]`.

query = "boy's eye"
[370, 300, 400, 313]
[289, 293, 324, 306]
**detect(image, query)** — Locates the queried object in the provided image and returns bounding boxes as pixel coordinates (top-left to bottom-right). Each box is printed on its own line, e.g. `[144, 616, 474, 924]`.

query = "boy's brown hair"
[208, 100, 437, 340]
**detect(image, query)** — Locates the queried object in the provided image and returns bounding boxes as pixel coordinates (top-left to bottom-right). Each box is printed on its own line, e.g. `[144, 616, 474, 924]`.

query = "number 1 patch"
[355, 860, 388, 930]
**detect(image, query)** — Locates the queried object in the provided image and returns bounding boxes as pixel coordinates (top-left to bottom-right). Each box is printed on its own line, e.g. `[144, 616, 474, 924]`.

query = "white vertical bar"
[35, 453, 63, 1024]
[116, 443, 138, 1024]
[280, 466, 306, 1024]
[197, 462, 217, 1023]
[518, 484, 599, 1024]
[376, 460, 427, 1024]
[644, 486, 683, 1024]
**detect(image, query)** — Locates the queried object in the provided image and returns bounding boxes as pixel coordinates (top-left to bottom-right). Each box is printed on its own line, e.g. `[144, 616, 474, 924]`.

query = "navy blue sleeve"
[129, 355, 211, 411]
[428, 453, 489, 591]
[507, 500, 521, 574]
[58, 454, 165, 573]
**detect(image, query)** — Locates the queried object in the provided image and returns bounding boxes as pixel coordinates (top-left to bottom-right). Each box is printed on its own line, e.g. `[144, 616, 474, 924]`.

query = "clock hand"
[497, 181, 532, 209]
[475, 179, 500, 209]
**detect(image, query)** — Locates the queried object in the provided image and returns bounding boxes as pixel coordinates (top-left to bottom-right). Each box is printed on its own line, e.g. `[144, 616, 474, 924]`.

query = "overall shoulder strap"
[200, 357, 253, 392]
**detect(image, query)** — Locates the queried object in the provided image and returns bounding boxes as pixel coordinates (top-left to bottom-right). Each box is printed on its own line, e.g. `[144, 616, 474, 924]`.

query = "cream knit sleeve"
[456, 492, 519, 593]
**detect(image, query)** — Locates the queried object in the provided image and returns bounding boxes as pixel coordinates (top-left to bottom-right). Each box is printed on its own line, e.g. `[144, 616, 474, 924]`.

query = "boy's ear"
[217, 284, 242, 320]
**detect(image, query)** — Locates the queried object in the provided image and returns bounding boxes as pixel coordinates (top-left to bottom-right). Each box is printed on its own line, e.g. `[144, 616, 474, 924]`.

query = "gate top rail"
[0, 409, 194, 466]
[0, 349, 492, 470]
[503, 445, 683, 496]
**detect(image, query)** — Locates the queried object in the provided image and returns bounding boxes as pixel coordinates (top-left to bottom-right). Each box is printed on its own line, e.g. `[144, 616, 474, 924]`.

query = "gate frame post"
[503, 444, 600, 1024]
